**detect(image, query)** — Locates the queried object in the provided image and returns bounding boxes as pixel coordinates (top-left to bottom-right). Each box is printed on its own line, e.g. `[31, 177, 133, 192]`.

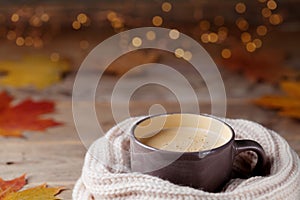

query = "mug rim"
[131, 113, 235, 155]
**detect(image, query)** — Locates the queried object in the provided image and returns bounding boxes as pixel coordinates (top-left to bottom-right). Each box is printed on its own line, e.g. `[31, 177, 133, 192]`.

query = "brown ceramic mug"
[130, 113, 269, 192]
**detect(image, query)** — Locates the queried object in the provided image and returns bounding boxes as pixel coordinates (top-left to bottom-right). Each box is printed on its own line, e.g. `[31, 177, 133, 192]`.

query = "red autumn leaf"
[0, 174, 26, 199]
[0, 91, 61, 137]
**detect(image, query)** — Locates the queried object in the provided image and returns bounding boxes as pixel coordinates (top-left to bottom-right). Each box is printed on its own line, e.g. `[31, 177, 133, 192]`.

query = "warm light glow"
[256, 25, 268, 36]
[235, 2, 246, 14]
[246, 42, 256, 52]
[200, 33, 209, 43]
[199, 20, 210, 31]
[258, 0, 267, 2]
[214, 16, 224, 26]
[253, 39, 262, 48]
[236, 18, 249, 31]
[269, 14, 283, 25]
[40, 13, 50, 22]
[241, 32, 251, 43]
[218, 27, 228, 41]
[11, 13, 19, 22]
[16, 37, 25, 46]
[80, 40, 89, 50]
[111, 18, 123, 29]
[267, 0, 277, 10]
[183, 51, 192, 61]
[30, 16, 42, 27]
[33, 37, 43, 48]
[146, 31, 156, 40]
[6, 31, 16, 40]
[152, 16, 163, 26]
[261, 8, 272, 18]
[169, 29, 180, 40]
[72, 21, 81, 30]
[107, 11, 117, 21]
[221, 49, 231, 59]
[77, 13, 88, 24]
[175, 48, 184, 58]
[132, 37, 142, 47]
[208, 32, 218, 43]
[50, 52, 60, 62]
[24, 37, 33, 46]
[162, 2, 172, 12]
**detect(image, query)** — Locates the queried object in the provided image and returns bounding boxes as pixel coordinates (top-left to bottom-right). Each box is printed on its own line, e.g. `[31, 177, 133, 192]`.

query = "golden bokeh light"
[152, 16, 163, 26]
[236, 18, 249, 31]
[246, 42, 256, 52]
[72, 21, 81, 30]
[111, 18, 123, 29]
[267, 0, 277, 10]
[199, 20, 210, 31]
[16, 37, 25, 46]
[261, 8, 272, 18]
[80, 40, 90, 50]
[175, 48, 184, 58]
[214, 16, 224, 26]
[146, 31, 156, 40]
[269, 14, 283, 25]
[208, 32, 218, 43]
[235, 2, 246, 14]
[24, 37, 33, 46]
[169, 29, 180, 40]
[241, 32, 251, 43]
[200, 33, 209, 43]
[256, 25, 268, 36]
[11, 13, 19, 22]
[107, 11, 117, 21]
[77, 13, 88, 24]
[6, 31, 16, 41]
[218, 27, 228, 41]
[30, 15, 42, 27]
[183, 51, 192, 61]
[132, 37, 142, 47]
[162, 2, 172, 12]
[221, 49, 232, 59]
[40, 13, 50, 22]
[50, 52, 60, 62]
[253, 39, 262, 48]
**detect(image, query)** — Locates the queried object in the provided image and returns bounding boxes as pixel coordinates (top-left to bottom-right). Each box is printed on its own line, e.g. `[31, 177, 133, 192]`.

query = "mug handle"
[233, 140, 270, 177]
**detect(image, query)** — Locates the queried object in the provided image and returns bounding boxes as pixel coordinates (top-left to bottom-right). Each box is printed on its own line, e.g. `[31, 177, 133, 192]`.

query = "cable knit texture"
[73, 116, 300, 200]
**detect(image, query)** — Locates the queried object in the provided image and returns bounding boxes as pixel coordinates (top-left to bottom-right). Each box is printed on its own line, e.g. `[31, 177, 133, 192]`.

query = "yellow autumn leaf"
[0, 55, 69, 89]
[254, 81, 300, 119]
[3, 184, 64, 200]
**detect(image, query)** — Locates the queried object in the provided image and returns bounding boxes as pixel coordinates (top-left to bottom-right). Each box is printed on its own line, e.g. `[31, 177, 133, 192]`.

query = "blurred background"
[0, 0, 299, 117]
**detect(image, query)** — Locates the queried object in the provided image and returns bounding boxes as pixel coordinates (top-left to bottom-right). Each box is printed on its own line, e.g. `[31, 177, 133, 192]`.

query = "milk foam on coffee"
[139, 127, 227, 152]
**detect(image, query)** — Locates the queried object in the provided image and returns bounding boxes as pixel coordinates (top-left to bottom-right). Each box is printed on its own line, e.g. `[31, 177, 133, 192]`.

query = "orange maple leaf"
[0, 175, 26, 199]
[254, 81, 300, 119]
[0, 91, 61, 137]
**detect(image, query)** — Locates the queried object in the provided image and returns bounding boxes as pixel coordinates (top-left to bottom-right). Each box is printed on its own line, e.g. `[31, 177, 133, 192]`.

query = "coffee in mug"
[131, 113, 269, 192]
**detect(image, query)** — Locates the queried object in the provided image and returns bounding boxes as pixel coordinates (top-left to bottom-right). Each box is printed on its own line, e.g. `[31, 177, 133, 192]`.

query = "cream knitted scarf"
[73, 117, 300, 200]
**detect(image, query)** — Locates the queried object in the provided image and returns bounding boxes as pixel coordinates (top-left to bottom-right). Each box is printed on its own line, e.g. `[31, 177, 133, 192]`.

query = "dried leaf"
[218, 47, 298, 83]
[0, 91, 61, 137]
[3, 184, 63, 200]
[0, 55, 69, 89]
[0, 175, 26, 199]
[254, 81, 300, 119]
